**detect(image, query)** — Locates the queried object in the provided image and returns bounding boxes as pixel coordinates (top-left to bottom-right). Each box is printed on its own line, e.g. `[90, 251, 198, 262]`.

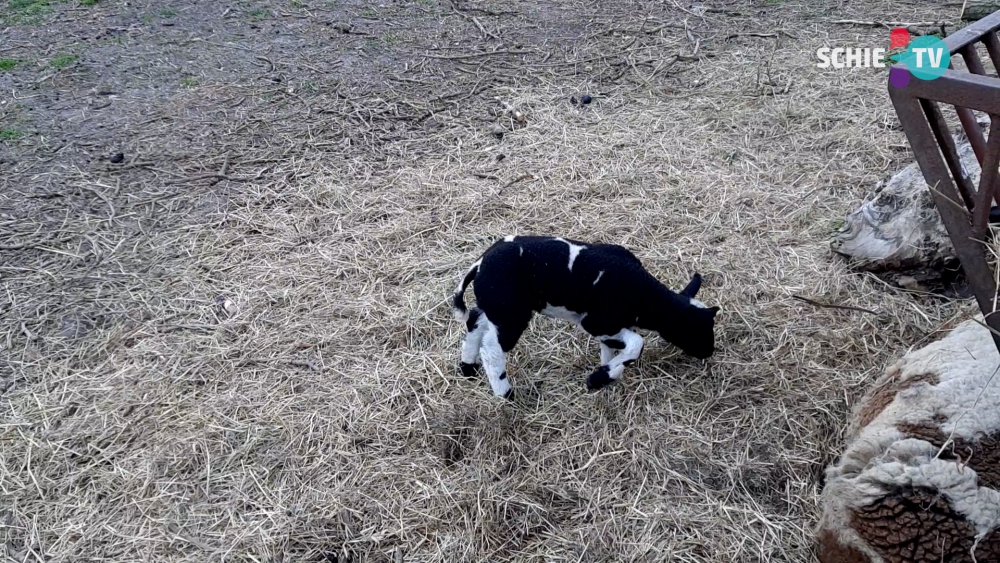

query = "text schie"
[817, 46, 948, 70]
[816, 48, 888, 69]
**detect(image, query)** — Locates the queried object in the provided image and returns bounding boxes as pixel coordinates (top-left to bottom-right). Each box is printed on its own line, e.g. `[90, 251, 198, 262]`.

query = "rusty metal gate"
[888, 11, 1000, 351]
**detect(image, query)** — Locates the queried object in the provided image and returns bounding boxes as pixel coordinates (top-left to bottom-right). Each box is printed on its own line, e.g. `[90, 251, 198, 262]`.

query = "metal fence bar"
[888, 19, 1000, 351]
[899, 70, 1000, 114]
[973, 119, 1000, 239]
[984, 32, 1000, 72]
[926, 100, 979, 209]
[943, 11, 1000, 52]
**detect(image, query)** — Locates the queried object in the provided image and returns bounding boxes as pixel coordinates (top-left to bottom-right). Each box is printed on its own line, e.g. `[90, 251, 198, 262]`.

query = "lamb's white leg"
[479, 320, 513, 398]
[459, 309, 487, 378]
[599, 341, 617, 365]
[588, 330, 643, 391]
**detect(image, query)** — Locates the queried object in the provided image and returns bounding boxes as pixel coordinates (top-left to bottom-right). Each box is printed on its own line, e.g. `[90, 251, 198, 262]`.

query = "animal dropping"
[452, 235, 720, 398]
[215, 295, 238, 318]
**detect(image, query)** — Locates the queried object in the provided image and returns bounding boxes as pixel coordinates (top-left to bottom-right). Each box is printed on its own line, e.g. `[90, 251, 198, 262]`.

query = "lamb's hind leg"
[479, 319, 512, 398]
[476, 313, 529, 398]
[459, 308, 487, 378]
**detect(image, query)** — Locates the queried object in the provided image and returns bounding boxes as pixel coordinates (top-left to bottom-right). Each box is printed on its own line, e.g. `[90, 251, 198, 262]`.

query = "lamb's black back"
[472, 236, 673, 339]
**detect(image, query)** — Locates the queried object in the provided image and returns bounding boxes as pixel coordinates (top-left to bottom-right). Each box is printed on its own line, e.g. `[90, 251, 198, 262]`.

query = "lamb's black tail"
[452, 260, 481, 322]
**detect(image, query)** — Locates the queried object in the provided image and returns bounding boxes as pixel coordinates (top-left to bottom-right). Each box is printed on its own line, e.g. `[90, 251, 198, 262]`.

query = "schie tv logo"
[816, 27, 951, 88]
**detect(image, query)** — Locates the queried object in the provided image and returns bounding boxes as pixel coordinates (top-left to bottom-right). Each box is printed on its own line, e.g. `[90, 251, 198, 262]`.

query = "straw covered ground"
[0, 0, 988, 561]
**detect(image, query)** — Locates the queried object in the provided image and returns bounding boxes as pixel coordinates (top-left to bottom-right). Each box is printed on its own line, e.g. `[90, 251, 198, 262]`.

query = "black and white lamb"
[452, 235, 720, 397]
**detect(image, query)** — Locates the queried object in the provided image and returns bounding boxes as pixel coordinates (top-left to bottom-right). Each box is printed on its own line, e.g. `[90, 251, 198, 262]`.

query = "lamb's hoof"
[586, 366, 614, 392]
[459, 362, 479, 379]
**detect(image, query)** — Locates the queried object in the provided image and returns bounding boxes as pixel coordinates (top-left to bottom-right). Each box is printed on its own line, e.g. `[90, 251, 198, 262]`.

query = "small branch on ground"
[449, 0, 501, 41]
[79, 185, 116, 220]
[727, 32, 778, 40]
[829, 19, 952, 28]
[165, 169, 267, 186]
[791, 294, 879, 315]
[423, 49, 532, 60]
[254, 56, 275, 73]
[499, 173, 533, 194]
[0, 236, 75, 251]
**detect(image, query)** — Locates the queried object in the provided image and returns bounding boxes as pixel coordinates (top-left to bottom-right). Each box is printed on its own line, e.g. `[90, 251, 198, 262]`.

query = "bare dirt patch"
[0, 0, 984, 561]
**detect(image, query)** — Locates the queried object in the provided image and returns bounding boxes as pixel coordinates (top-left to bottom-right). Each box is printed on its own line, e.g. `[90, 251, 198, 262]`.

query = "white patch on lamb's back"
[690, 297, 708, 309]
[519, 246, 523, 256]
[593, 270, 604, 285]
[553, 237, 586, 271]
[540, 304, 586, 325]
[504, 235, 516, 242]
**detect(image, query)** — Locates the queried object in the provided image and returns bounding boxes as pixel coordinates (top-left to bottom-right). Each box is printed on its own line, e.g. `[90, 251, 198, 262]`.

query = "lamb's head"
[656, 273, 720, 360]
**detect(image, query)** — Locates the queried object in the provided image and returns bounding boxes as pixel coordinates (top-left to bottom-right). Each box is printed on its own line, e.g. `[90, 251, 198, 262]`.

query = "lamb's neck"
[634, 282, 682, 330]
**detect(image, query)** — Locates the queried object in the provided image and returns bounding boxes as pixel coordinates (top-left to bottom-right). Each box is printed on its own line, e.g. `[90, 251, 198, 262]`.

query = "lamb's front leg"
[599, 339, 623, 365]
[588, 330, 643, 392]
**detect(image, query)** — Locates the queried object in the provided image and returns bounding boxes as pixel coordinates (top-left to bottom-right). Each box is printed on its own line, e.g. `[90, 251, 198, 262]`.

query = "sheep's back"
[816, 319, 1000, 563]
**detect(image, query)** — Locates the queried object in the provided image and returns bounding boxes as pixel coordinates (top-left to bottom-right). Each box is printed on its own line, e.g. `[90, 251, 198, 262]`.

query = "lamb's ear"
[681, 273, 702, 298]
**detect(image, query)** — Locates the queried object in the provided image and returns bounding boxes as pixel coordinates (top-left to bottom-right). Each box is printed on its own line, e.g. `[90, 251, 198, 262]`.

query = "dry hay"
[0, 1, 985, 561]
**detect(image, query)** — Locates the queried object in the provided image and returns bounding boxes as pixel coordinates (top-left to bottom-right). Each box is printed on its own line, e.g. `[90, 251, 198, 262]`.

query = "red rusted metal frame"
[888, 12, 1000, 350]
[973, 118, 1000, 240]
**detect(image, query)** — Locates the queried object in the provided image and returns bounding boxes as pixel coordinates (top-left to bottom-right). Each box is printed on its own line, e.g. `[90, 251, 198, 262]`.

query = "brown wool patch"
[849, 487, 1000, 562]
[896, 422, 1000, 491]
[855, 372, 939, 430]
[816, 527, 872, 563]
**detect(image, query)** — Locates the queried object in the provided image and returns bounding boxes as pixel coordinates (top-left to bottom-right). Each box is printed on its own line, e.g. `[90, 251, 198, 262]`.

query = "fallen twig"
[449, 0, 501, 41]
[726, 32, 778, 40]
[254, 56, 275, 73]
[21, 322, 38, 342]
[164, 169, 267, 186]
[0, 236, 75, 251]
[79, 185, 116, 221]
[423, 49, 532, 60]
[829, 19, 951, 28]
[791, 294, 879, 315]
[499, 173, 533, 193]
[677, 52, 716, 62]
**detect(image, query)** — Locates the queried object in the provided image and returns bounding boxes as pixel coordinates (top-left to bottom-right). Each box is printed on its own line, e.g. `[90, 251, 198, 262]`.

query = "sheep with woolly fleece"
[451, 235, 719, 398]
[816, 318, 1000, 563]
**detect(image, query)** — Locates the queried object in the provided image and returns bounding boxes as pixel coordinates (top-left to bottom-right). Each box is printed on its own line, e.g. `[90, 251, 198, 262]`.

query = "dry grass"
[0, 1, 985, 561]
